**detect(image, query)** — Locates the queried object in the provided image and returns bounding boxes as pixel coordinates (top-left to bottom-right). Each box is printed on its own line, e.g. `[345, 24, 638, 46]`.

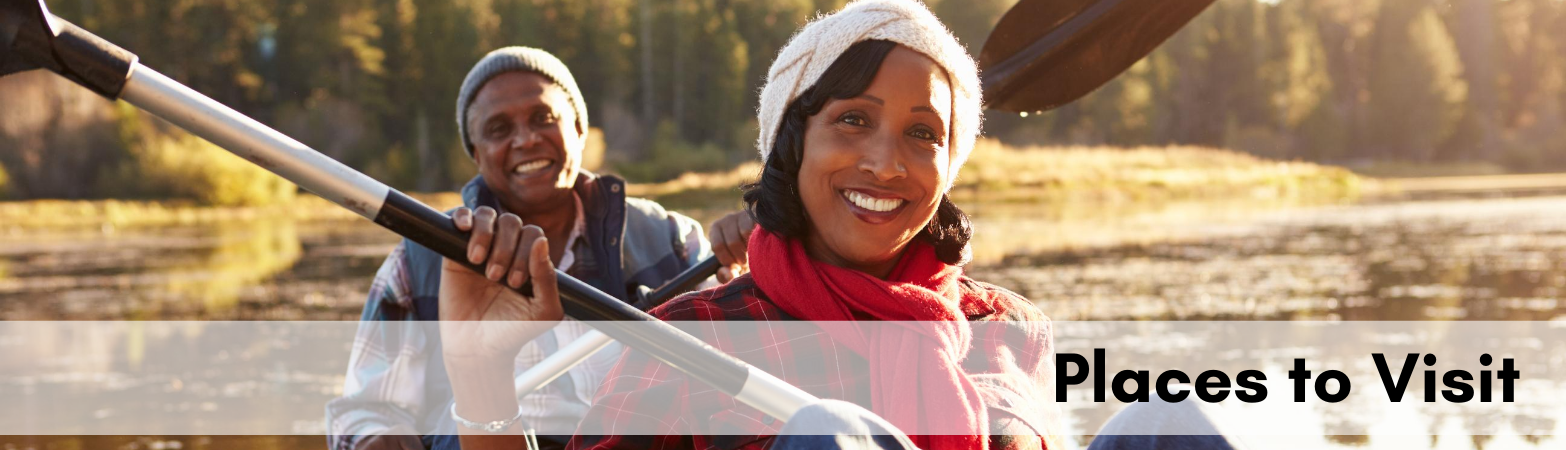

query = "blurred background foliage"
[102, 103, 298, 207]
[1, 0, 1564, 205]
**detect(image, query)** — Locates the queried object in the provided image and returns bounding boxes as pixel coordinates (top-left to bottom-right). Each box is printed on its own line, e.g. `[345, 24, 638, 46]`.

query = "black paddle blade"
[979, 0, 1217, 113]
[0, 0, 136, 97]
[0, 0, 48, 77]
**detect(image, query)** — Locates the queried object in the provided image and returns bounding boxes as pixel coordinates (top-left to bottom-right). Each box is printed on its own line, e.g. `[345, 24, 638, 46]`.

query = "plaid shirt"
[326, 190, 710, 450]
[567, 274, 1061, 450]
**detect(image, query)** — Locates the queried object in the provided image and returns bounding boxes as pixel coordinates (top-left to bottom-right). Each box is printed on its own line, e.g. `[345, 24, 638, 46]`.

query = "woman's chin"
[829, 238, 912, 268]
[807, 212, 923, 273]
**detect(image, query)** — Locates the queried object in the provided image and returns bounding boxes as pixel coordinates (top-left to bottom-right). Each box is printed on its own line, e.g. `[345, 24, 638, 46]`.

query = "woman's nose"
[857, 134, 908, 182]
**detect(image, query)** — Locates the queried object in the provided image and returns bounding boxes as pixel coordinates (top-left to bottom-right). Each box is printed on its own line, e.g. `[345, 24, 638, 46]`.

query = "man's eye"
[486, 124, 509, 138]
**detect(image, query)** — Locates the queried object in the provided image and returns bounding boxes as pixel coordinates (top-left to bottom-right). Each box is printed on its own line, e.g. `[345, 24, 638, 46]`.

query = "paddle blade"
[979, 0, 1217, 113]
[0, 0, 135, 97]
[0, 0, 49, 77]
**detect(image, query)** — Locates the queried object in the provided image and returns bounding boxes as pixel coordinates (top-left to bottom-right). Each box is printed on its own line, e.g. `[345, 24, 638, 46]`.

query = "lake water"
[3, 190, 1565, 449]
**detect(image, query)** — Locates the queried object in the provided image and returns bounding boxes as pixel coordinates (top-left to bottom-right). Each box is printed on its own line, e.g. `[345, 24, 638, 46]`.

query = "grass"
[624, 162, 760, 210]
[955, 139, 1365, 203]
[0, 161, 10, 200]
[0, 141, 1365, 229]
[1349, 161, 1510, 178]
[0, 192, 464, 230]
[627, 139, 1366, 206]
[1379, 172, 1566, 195]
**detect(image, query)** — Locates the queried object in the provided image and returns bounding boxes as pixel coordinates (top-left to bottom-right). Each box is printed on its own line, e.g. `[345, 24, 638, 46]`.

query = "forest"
[1, 0, 1563, 201]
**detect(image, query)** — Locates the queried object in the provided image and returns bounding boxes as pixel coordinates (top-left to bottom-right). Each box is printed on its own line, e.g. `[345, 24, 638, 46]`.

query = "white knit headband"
[755, 0, 983, 191]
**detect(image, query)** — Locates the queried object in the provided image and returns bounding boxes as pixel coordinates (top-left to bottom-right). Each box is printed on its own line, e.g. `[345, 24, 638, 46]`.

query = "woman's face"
[798, 46, 954, 277]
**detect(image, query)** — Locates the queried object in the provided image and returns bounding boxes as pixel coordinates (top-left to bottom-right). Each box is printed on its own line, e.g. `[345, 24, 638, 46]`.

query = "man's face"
[466, 71, 584, 213]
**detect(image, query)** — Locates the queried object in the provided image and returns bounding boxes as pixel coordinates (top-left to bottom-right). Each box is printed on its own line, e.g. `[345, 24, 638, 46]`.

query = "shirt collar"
[556, 192, 587, 272]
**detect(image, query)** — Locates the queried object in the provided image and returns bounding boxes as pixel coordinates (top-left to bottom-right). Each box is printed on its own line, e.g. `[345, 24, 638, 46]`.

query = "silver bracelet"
[449, 401, 525, 434]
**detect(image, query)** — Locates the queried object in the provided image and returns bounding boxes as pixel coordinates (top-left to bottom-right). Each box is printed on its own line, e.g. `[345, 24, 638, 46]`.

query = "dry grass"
[1350, 161, 1509, 178]
[0, 192, 464, 230]
[956, 139, 1365, 202]
[623, 140, 1366, 205]
[1380, 173, 1566, 194]
[0, 141, 1364, 229]
[625, 161, 761, 199]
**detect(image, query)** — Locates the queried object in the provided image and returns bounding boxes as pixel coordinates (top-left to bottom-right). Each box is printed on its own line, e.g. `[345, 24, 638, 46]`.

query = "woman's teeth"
[513, 160, 551, 175]
[843, 190, 904, 213]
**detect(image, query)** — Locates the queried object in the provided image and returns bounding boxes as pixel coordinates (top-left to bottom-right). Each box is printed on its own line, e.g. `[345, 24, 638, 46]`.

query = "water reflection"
[0, 219, 390, 320]
[968, 195, 1566, 322]
[7, 195, 1565, 322]
[2, 194, 1566, 448]
[0, 208, 743, 321]
[0, 435, 323, 450]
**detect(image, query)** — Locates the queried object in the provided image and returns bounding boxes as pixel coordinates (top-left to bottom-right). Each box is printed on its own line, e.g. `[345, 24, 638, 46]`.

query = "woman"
[437, 1, 1059, 449]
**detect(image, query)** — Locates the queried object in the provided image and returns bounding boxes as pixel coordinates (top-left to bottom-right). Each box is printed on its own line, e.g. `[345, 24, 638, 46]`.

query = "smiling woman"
[577, 0, 1056, 448]
[744, 39, 974, 276]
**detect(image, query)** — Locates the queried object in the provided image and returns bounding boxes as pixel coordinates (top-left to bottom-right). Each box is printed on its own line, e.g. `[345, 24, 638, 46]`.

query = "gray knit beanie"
[456, 46, 589, 156]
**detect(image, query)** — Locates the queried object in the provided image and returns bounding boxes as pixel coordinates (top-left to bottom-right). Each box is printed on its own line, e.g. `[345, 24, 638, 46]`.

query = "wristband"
[450, 401, 524, 434]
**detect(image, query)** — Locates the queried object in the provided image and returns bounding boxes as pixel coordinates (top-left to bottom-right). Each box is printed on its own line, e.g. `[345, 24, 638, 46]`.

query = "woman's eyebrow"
[911, 106, 936, 113]
[857, 95, 885, 105]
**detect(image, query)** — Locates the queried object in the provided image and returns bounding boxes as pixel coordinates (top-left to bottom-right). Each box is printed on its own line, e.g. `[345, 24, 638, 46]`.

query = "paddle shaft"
[516, 256, 719, 396]
[2, 5, 813, 421]
[637, 256, 721, 310]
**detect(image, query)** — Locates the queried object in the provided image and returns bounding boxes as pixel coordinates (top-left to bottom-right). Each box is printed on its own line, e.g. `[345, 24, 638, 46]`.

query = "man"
[326, 46, 721, 450]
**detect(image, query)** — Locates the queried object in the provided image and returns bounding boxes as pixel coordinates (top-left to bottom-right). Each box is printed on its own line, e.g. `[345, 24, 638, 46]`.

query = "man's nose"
[510, 128, 541, 149]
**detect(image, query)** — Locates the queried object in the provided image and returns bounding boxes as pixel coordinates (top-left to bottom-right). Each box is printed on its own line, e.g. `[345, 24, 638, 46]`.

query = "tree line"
[2, 0, 1563, 200]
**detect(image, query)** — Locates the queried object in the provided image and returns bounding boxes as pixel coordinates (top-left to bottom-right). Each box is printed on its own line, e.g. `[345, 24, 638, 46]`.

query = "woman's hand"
[708, 210, 755, 282]
[439, 206, 564, 369]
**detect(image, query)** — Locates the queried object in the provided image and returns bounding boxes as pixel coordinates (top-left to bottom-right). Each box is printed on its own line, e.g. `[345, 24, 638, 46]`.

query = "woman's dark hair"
[742, 39, 973, 265]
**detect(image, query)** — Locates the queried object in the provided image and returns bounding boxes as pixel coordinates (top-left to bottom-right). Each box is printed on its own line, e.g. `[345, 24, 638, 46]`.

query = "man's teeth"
[843, 190, 904, 212]
[514, 160, 550, 175]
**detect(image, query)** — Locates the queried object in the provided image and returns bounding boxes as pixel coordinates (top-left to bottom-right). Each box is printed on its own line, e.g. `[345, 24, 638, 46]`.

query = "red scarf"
[749, 227, 1003, 450]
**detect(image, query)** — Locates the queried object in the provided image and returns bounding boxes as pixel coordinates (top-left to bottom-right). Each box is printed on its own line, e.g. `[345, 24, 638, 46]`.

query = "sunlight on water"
[4, 195, 1566, 324]
[0, 220, 385, 320]
[967, 194, 1566, 323]
[3, 194, 1566, 448]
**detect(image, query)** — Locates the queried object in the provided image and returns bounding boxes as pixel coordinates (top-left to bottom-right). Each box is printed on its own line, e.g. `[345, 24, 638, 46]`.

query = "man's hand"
[438, 206, 564, 369]
[707, 210, 755, 283]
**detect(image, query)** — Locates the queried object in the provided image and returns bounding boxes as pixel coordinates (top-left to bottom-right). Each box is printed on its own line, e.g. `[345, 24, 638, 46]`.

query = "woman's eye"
[839, 113, 868, 127]
[534, 112, 560, 125]
[909, 128, 938, 142]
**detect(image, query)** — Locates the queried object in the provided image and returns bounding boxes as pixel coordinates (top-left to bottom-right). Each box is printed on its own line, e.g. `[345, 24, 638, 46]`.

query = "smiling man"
[326, 47, 716, 450]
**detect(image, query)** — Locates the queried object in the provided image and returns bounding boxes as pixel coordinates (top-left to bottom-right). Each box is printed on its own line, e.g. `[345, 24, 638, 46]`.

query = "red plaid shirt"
[566, 274, 1059, 450]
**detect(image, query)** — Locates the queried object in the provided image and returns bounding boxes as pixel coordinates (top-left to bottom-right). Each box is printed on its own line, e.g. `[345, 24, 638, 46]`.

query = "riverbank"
[0, 141, 1368, 229]
[1375, 173, 1566, 197]
[956, 140, 1364, 203]
[628, 139, 1369, 209]
[0, 193, 460, 230]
